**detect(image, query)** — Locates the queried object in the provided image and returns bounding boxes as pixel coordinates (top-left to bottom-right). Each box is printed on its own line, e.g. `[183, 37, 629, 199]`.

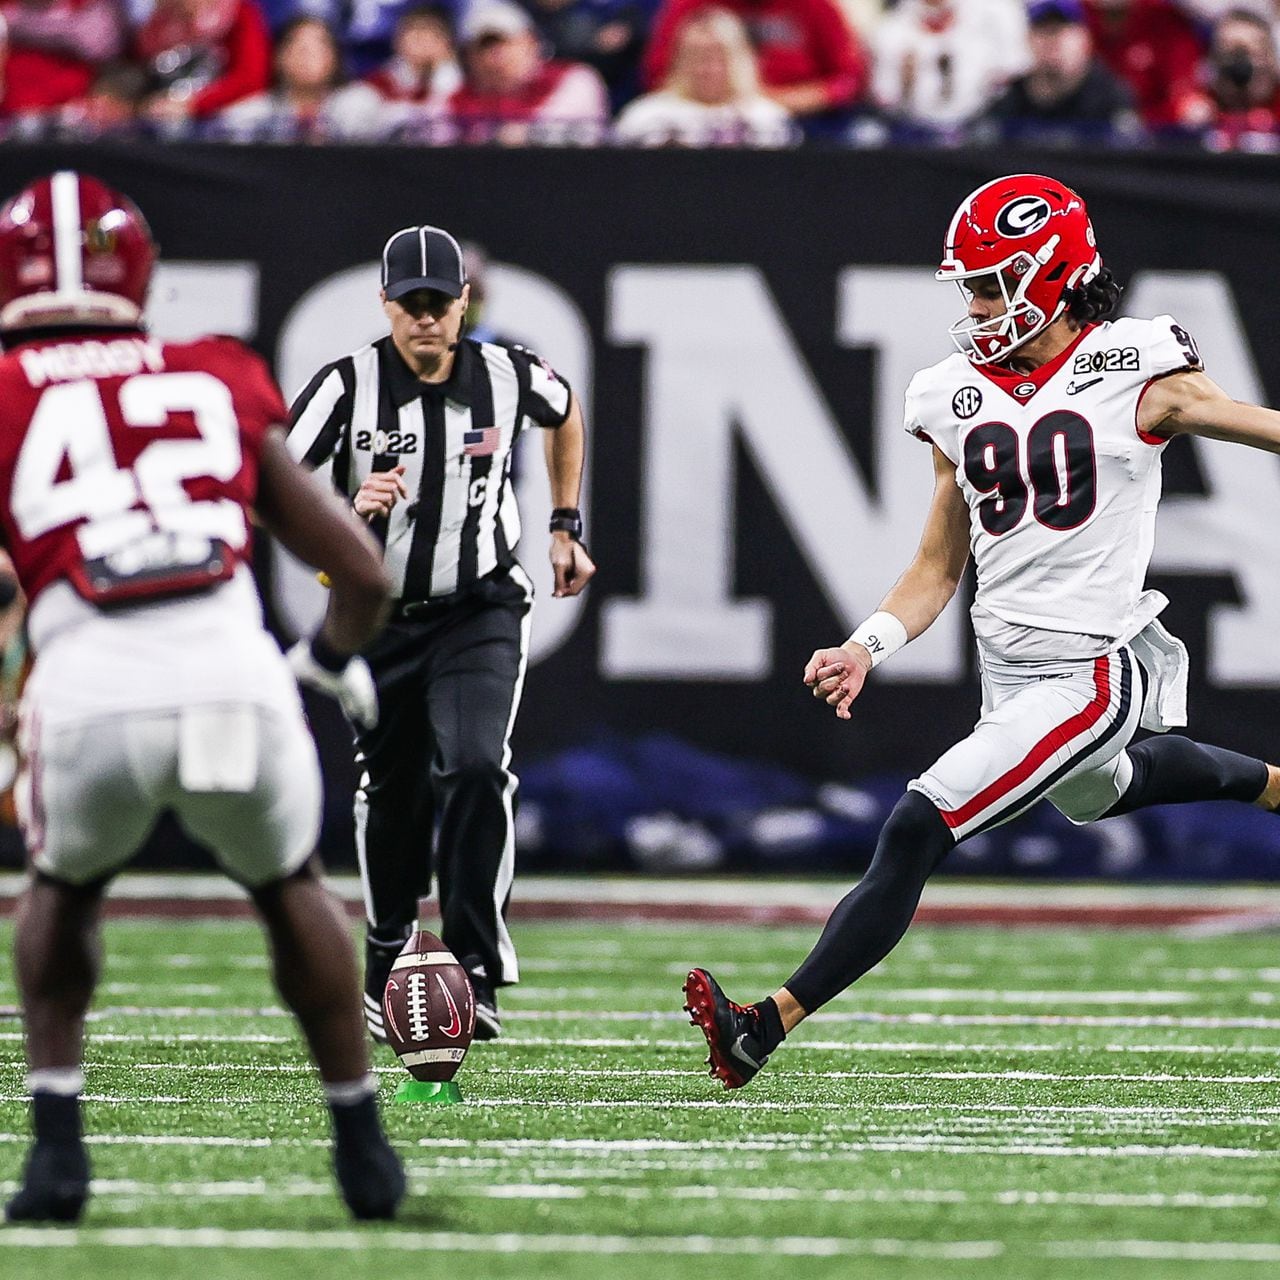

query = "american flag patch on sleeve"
[464, 426, 500, 457]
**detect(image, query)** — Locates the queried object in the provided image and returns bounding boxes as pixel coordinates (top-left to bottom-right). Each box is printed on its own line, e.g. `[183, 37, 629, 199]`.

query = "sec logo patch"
[952, 386, 983, 419]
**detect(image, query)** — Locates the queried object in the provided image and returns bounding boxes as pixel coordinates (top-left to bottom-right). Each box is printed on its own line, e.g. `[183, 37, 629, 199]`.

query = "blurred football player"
[0, 171, 406, 1220]
[686, 173, 1280, 1088]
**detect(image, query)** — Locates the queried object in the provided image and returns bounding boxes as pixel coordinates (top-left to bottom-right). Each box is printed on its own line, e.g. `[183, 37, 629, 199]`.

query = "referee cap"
[381, 225, 467, 301]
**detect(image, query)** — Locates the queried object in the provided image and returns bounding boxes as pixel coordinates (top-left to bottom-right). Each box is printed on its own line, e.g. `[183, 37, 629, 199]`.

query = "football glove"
[286, 638, 379, 731]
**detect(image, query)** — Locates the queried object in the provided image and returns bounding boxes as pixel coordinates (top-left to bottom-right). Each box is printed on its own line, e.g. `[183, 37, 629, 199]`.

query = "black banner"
[2, 144, 1279, 868]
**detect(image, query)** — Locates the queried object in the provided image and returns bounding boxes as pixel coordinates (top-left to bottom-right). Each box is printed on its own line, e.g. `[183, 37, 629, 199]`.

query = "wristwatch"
[549, 507, 583, 540]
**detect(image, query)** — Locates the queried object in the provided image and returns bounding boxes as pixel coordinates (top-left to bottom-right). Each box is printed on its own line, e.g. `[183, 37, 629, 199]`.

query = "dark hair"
[1064, 266, 1122, 325]
[273, 14, 346, 91]
[398, 3, 455, 38]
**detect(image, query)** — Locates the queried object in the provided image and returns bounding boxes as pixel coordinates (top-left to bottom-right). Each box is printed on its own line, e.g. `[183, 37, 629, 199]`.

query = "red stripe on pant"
[941, 655, 1113, 831]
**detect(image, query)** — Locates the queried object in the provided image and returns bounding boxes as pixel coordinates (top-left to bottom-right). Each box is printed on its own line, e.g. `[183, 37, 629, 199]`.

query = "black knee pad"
[875, 790, 955, 876]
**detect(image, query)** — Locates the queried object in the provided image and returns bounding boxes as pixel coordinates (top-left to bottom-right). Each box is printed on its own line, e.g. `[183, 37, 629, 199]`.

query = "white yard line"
[0, 1226, 1003, 1259]
[1048, 1240, 1280, 1262]
[0, 1180, 1265, 1212]
[5, 1031, 1280, 1054]
[0, 1132, 1267, 1160]
[1, 871, 1273, 910]
[71, 1008, 1280, 1029]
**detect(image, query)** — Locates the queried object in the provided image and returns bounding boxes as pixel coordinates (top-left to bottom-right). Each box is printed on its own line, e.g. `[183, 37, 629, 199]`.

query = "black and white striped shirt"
[287, 336, 572, 600]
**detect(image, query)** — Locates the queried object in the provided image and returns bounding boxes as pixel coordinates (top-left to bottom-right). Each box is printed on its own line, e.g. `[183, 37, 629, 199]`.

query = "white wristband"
[845, 611, 909, 668]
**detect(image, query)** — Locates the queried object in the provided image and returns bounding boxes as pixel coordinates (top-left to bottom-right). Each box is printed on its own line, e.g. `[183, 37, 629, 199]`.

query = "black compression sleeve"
[1106, 737, 1268, 817]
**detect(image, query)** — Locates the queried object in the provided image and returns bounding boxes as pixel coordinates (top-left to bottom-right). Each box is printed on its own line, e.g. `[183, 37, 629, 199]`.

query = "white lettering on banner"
[270, 263, 592, 664]
[1126, 272, 1280, 686]
[139, 256, 1280, 690]
[602, 265, 962, 681]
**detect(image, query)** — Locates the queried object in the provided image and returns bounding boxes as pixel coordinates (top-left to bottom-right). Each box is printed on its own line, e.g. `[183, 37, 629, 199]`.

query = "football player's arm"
[543, 392, 596, 598]
[0, 547, 24, 652]
[255, 426, 390, 656]
[1139, 370, 1280, 451]
[805, 445, 969, 719]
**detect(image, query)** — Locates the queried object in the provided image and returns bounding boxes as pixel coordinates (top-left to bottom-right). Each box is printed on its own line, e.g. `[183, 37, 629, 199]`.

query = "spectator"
[54, 59, 148, 136]
[217, 14, 387, 139]
[135, 0, 272, 125]
[461, 241, 521, 347]
[364, 3, 461, 112]
[870, 0, 1029, 136]
[1084, 0, 1204, 128]
[342, 0, 464, 76]
[614, 5, 796, 144]
[1182, 7, 1280, 148]
[444, 0, 610, 144]
[643, 0, 867, 119]
[984, 0, 1138, 144]
[524, 0, 659, 109]
[0, 0, 127, 119]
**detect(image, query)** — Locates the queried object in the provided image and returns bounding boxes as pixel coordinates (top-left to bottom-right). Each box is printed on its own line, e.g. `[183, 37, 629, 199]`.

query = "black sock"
[755, 997, 785, 1055]
[31, 1093, 82, 1147]
[1107, 738, 1269, 817]
[329, 1093, 382, 1147]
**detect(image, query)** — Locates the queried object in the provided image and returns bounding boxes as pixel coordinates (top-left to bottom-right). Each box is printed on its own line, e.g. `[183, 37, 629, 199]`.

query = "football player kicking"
[686, 173, 1280, 1088]
[0, 172, 405, 1220]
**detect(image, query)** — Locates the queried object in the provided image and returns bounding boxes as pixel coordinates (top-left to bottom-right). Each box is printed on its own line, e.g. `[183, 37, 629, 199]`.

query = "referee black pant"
[354, 569, 530, 987]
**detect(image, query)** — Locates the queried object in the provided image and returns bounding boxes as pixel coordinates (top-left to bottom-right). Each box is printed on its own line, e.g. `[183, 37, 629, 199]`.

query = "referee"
[286, 224, 595, 1041]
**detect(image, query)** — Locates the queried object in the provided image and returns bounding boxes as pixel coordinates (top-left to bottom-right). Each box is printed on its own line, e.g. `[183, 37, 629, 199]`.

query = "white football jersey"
[904, 316, 1201, 662]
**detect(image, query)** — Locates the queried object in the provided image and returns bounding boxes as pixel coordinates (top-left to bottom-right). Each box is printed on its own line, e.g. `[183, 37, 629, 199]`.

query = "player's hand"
[286, 639, 379, 731]
[550, 534, 596, 598]
[353, 466, 408, 520]
[803, 644, 872, 721]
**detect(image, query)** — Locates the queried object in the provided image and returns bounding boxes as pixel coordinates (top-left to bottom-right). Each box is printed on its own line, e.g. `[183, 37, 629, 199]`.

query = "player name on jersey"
[18, 336, 166, 387]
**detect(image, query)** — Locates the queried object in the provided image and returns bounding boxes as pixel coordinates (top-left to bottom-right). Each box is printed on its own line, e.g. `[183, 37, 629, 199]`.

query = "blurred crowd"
[3, 0, 1280, 149]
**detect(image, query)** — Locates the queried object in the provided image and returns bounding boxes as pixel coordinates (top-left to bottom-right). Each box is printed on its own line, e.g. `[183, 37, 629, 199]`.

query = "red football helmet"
[937, 173, 1101, 365]
[0, 171, 156, 331]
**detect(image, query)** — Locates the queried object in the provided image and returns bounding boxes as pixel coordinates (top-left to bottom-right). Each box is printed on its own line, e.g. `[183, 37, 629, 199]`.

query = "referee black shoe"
[5, 1139, 90, 1223]
[364, 930, 410, 1046]
[462, 955, 502, 1041]
[683, 968, 773, 1090]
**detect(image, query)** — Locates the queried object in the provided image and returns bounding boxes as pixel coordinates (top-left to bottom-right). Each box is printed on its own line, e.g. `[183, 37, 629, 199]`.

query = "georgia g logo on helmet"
[994, 195, 1052, 239]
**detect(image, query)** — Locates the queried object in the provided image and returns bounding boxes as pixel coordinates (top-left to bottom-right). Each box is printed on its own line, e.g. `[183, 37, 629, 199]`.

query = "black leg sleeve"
[1106, 737, 1269, 817]
[785, 791, 955, 1015]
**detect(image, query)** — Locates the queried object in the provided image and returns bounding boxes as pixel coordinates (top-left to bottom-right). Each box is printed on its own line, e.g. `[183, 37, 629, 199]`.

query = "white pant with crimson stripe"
[908, 647, 1144, 841]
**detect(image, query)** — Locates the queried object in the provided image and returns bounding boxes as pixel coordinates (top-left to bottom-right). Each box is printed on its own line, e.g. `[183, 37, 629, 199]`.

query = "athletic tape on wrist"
[845, 611, 908, 668]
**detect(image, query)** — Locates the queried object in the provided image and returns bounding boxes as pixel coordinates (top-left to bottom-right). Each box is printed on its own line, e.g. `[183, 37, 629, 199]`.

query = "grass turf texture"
[1, 916, 1279, 1278]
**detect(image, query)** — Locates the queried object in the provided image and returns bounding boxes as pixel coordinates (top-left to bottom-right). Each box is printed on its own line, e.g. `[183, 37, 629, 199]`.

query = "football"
[381, 931, 476, 1081]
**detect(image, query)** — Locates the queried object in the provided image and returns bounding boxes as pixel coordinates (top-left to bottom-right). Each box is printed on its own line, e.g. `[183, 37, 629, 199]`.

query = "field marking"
[0, 1033, 292, 1045]
[6, 1031, 1280, 1055]
[505, 986, 1208, 1006]
[0, 1179, 1266, 1212]
[0, 1227, 1002, 1259]
[77, 1007, 1280, 1030]
[4, 1092, 1274, 1124]
[478, 1066, 1280, 1085]
[0, 1132, 1268, 1160]
[3, 1224, 1279, 1263]
[1048, 1240, 1280, 1263]
[44, 1060, 1280, 1088]
[499, 1037, 1280, 1055]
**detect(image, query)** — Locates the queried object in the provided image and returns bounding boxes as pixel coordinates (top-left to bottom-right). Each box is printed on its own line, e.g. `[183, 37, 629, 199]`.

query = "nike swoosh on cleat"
[729, 1035, 763, 1069]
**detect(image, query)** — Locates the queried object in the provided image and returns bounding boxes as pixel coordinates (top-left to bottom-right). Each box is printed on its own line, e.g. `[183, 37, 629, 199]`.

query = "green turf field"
[1, 912, 1279, 1278]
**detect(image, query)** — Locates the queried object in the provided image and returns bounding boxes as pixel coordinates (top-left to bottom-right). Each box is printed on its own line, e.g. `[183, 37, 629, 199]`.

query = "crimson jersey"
[0, 330, 285, 612]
